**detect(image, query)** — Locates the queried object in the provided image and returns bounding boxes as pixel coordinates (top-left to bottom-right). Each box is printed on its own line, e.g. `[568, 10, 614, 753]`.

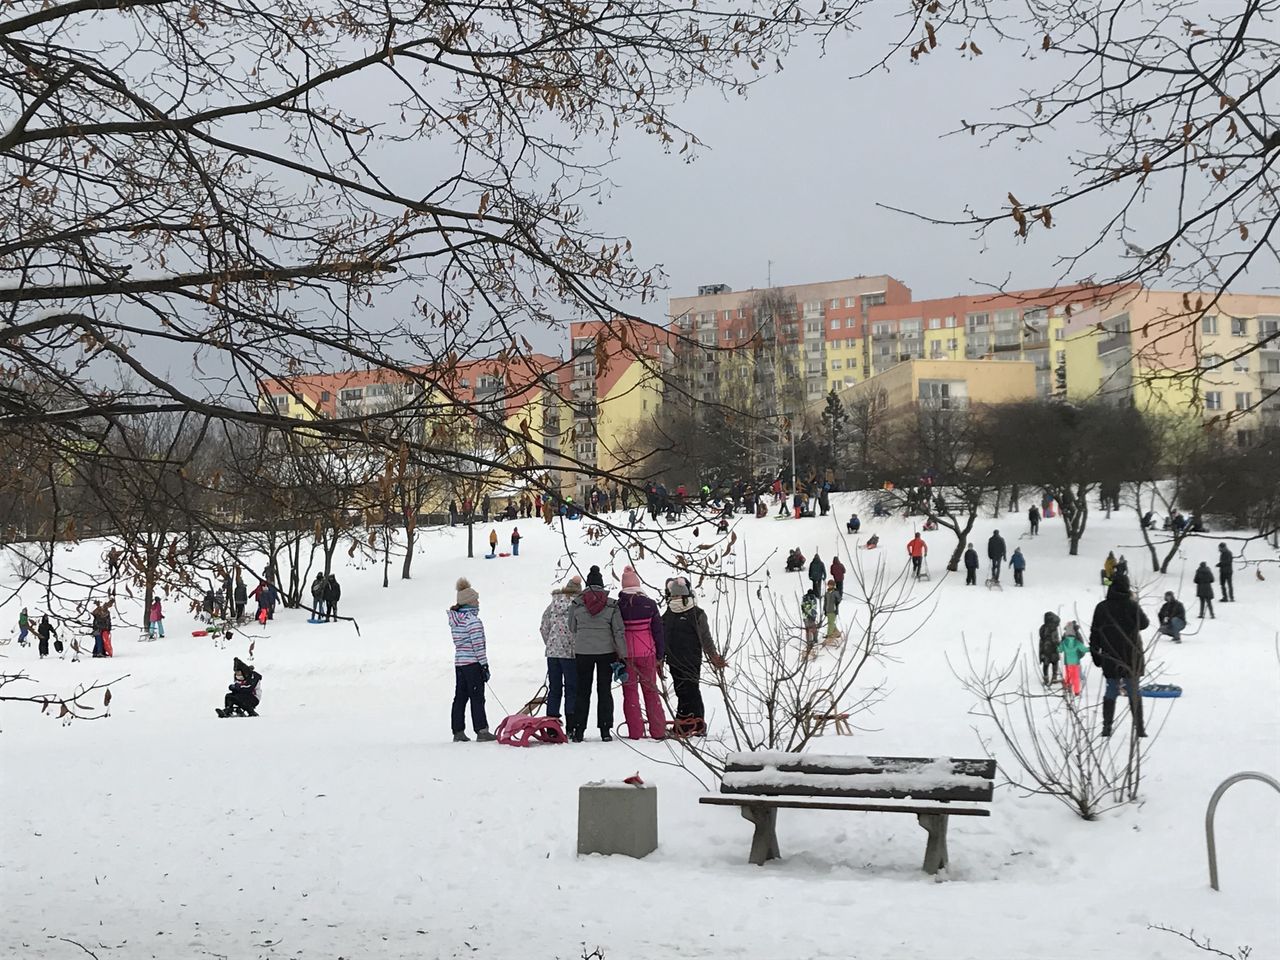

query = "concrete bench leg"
[741, 804, 780, 865]
[917, 813, 949, 874]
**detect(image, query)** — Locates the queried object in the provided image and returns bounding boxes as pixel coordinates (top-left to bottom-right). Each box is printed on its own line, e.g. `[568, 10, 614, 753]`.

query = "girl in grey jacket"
[567, 565, 626, 742]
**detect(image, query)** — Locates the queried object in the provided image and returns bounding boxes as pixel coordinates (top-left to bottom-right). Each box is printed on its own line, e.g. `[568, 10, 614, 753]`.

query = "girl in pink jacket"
[616, 566, 667, 740]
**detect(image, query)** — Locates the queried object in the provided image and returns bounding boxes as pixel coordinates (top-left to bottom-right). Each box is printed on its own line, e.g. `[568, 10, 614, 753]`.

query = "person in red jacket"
[829, 555, 846, 598]
[907, 532, 928, 578]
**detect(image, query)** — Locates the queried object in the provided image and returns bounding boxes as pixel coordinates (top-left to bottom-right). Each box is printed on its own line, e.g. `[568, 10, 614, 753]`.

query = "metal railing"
[1205, 771, 1280, 890]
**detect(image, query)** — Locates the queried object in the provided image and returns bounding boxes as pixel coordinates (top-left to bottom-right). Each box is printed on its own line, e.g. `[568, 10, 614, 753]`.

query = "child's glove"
[482, 664, 491, 683]
[611, 661, 629, 684]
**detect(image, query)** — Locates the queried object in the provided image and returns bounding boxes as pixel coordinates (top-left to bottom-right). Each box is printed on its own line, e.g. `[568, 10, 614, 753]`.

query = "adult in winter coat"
[323, 574, 341, 622]
[539, 577, 581, 722]
[311, 572, 327, 620]
[233, 576, 247, 621]
[1038, 612, 1060, 684]
[829, 556, 846, 598]
[148, 598, 165, 638]
[91, 604, 112, 658]
[661, 577, 724, 737]
[448, 578, 495, 742]
[1217, 543, 1234, 602]
[823, 581, 841, 638]
[1028, 505, 1040, 536]
[986, 531, 1007, 582]
[568, 565, 627, 742]
[37, 614, 56, 658]
[1010, 548, 1027, 587]
[963, 544, 980, 586]
[1101, 551, 1117, 585]
[907, 533, 927, 578]
[1193, 562, 1216, 619]
[1157, 591, 1187, 643]
[1088, 574, 1149, 737]
[511, 527, 522, 557]
[217, 657, 263, 717]
[617, 566, 667, 740]
[807, 553, 826, 598]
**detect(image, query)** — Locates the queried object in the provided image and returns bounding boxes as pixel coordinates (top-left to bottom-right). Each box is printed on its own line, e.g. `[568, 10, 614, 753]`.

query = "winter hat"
[620, 566, 641, 591]
[456, 576, 479, 608]
[666, 577, 691, 598]
[563, 576, 583, 596]
[233, 656, 251, 675]
[586, 565, 604, 589]
[1108, 572, 1131, 595]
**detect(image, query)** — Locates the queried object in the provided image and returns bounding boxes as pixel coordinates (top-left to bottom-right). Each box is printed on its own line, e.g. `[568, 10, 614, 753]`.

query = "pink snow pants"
[622, 656, 667, 739]
[1064, 663, 1082, 696]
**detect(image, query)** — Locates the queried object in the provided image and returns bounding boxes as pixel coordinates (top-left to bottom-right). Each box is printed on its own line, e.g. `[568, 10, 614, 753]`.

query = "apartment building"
[566, 317, 673, 490]
[862, 285, 1118, 397]
[667, 275, 912, 420]
[824, 358, 1038, 422]
[1063, 287, 1280, 443]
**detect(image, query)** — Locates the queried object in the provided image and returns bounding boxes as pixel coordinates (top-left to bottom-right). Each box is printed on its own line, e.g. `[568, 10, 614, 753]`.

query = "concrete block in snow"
[577, 781, 657, 858]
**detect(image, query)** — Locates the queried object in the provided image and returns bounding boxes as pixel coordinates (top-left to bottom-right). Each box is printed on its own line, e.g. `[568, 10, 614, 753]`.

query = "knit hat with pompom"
[456, 577, 479, 608]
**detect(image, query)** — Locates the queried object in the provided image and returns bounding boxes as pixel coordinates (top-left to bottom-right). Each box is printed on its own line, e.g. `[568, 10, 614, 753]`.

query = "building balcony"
[1097, 331, 1131, 356]
[1258, 329, 1280, 350]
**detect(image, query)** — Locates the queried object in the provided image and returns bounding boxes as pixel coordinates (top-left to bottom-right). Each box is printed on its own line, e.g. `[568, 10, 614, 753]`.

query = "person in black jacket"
[963, 543, 980, 585]
[807, 552, 826, 598]
[1216, 543, 1234, 602]
[233, 575, 247, 621]
[37, 613, 56, 658]
[1157, 591, 1187, 643]
[661, 578, 726, 737]
[323, 574, 341, 622]
[217, 657, 262, 717]
[1193, 562, 1216, 619]
[986, 531, 1007, 582]
[1088, 574, 1149, 737]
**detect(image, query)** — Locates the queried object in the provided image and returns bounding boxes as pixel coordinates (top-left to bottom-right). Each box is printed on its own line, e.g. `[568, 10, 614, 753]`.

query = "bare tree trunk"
[401, 516, 416, 580]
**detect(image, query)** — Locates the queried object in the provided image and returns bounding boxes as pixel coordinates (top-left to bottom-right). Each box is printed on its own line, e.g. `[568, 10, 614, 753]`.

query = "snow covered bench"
[699, 751, 996, 874]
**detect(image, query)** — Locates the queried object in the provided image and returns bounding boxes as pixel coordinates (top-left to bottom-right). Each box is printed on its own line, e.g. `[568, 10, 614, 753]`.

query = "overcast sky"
[594, 19, 1278, 323]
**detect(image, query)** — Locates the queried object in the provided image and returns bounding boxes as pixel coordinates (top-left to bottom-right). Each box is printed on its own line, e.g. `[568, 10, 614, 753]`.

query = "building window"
[272, 395, 288, 411]
[929, 318, 941, 330]
[844, 338, 856, 349]
[845, 297, 856, 307]
[1233, 356, 1250, 373]
[831, 358, 842, 370]
[966, 313, 989, 331]
[948, 338, 958, 351]
[723, 329, 732, 340]
[831, 318, 841, 330]
[1204, 391, 1222, 411]
[872, 322, 893, 337]
[830, 299, 840, 310]
[1201, 315, 1218, 335]
[862, 293, 887, 307]
[1235, 391, 1252, 410]
[1203, 353, 1223, 368]
[1237, 430, 1254, 447]
[1231, 317, 1249, 337]
[1056, 350, 1066, 365]
[1054, 328, 1065, 340]
[320, 390, 330, 402]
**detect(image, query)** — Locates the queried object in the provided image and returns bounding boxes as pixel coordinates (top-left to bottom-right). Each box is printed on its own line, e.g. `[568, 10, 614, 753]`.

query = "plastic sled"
[1140, 683, 1183, 699]
[498, 552, 511, 557]
[495, 714, 566, 746]
[191, 629, 209, 637]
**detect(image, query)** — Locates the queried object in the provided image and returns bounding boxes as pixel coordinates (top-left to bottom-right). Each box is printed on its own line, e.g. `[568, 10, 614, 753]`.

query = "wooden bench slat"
[720, 779, 994, 803]
[725, 754, 995, 780]
[699, 796, 991, 817]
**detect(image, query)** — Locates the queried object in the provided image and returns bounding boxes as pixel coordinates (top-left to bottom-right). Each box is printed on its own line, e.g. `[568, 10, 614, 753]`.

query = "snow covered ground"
[2, 494, 1277, 959]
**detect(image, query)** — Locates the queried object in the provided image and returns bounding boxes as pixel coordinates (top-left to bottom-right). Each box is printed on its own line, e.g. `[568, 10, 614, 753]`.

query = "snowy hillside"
[1, 495, 1277, 959]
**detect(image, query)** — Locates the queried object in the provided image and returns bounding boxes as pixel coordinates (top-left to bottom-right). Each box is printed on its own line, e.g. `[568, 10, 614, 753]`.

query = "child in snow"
[823, 580, 841, 639]
[1010, 547, 1027, 587]
[311, 572, 326, 620]
[1101, 550, 1116, 586]
[1059, 621, 1088, 696]
[217, 657, 262, 717]
[539, 576, 581, 723]
[617, 566, 667, 741]
[449, 578, 495, 742]
[148, 597, 165, 638]
[1038, 612, 1060, 685]
[801, 588, 820, 647]
[16, 607, 31, 647]
[487, 529, 498, 559]
[511, 527, 522, 556]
